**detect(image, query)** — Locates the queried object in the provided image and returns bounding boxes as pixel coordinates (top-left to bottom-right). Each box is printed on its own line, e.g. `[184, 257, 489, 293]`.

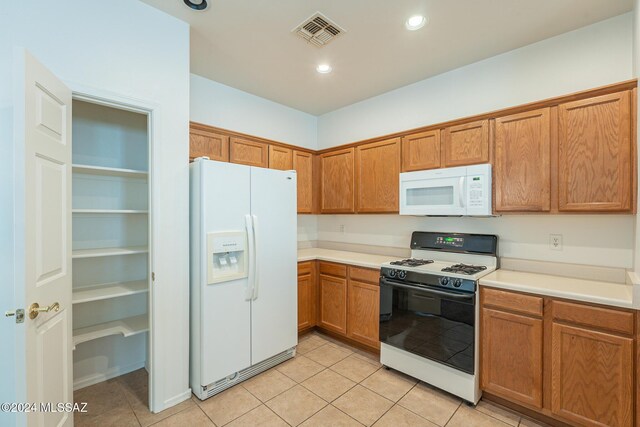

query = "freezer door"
[199, 160, 252, 385]
[250, 167, 298, 364]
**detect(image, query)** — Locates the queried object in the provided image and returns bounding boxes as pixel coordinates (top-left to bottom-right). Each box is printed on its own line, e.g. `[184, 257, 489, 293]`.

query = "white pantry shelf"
[72, 246, 148, 259]
[72, 209, 149, 214]
[73, 280, 148, 304]
[72, 164, 148, 179]
[72, 314, 148, 349]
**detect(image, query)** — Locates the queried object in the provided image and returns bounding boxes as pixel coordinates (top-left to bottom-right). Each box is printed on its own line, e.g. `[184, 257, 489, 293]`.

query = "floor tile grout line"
[367, 380, 420, 427]
[443, 402, 463, 427]
[328, 403, 367, 426]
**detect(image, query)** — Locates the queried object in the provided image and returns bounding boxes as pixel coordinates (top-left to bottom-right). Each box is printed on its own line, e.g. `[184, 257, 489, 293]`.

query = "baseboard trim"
[73, 360, 145, 391]
[157, 389, 192, 413]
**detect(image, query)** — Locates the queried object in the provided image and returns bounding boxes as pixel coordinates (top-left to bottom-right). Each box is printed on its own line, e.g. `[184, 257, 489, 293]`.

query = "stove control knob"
[397, 270, 407, 280]
[438, 277, 449, 286]
[388, 269, 397, 278]
[453, 279, 462, 288]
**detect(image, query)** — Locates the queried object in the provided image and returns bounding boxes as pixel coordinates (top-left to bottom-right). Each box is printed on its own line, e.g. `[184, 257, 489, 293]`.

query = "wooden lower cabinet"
[481, 307, 543, 408]
[301, 261, 380, 351]
[481, 287, 638, 427]
[347, 279, 380, 349]
[319, 273, 348, 335]
[297, 262, 315, 332]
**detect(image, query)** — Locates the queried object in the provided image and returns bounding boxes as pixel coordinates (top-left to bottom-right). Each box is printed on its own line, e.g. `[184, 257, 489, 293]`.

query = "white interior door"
[15, 50, 73, 427]
[250, 167, 297, 364]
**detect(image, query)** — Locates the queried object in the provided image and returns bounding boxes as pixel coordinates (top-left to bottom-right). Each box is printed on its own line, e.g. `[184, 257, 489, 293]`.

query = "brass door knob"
[28, 302, 60, 319]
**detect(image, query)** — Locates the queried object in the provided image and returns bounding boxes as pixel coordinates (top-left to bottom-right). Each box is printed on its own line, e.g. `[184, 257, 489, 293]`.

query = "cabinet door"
[494, 108, 551, 212]
[293, 151, 314, 213]
[347, 280, 380, 348]
[320, 148, 355, 213]
[269, 145, 293, 170]
[297, 273, 315, 332]
[481, 308, 543, 408]
[401, 130, 441, 172]
[551, 323, 633, 426]
[319, 274, 347, 335]
[356, 138, 400, 213]
[189, 125, 229, 162]
[558, 91, 632, 212]
[230, 137, 269, 168]
[443, 120, 489, 167]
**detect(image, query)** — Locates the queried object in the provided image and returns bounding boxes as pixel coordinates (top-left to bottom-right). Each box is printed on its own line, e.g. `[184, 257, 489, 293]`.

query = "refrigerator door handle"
[251, 214, 259, 301]
[245, 214, 256, 300]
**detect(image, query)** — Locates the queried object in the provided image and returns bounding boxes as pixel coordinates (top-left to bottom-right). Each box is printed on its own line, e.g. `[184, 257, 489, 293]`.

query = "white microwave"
[399, 164, 492, 216]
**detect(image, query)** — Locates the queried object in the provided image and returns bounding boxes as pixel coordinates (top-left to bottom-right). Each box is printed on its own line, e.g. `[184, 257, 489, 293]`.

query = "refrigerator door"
[250, 167, 298, 364]
[200, 160, 252, 385]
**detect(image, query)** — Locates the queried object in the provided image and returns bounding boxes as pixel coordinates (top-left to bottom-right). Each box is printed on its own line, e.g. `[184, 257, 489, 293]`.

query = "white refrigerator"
[190, 159, 298, 400]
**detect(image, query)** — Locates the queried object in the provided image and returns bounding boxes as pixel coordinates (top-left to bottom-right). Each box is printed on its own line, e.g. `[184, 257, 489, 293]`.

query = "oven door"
[379, 277, 475, 374]
[400, 172, 467, 216]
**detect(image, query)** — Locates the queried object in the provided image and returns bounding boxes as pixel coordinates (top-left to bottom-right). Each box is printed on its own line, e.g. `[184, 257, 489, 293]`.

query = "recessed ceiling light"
[405, 15, 427, 31]
[316, 64, 332, 74]
[183, 0, 208, 11]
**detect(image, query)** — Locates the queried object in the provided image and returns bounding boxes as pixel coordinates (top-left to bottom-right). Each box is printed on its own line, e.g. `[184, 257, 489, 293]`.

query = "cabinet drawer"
[552, 300, 634, 336]
[319, 262, 347, 278]
[482, 288, 543, 317]
[297, 261, 313, 276]
[349, 266, 379, 285]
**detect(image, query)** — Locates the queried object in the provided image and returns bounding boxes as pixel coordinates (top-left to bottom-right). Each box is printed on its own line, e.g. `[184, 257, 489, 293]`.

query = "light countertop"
[480, 269, 635, 309]
[297, 248, 397, 270]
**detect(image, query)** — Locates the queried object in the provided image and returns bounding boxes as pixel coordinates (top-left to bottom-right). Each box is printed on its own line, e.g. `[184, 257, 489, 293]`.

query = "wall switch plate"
[550, 234, 563, 251]
[339, 224, 345, 233]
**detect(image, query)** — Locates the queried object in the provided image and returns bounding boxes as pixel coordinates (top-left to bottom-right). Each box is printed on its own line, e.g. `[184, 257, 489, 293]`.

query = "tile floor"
[74, 331, 547, 427]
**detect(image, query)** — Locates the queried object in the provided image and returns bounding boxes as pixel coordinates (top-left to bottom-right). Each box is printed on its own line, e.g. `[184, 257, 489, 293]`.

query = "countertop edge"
[479, 278, 635, 310]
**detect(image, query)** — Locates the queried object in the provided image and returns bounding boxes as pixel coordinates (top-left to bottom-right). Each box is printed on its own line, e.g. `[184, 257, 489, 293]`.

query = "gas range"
[379, 231, 498, 404]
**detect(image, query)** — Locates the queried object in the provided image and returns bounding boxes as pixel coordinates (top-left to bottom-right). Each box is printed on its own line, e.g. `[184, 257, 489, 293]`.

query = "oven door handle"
[380, 277, 475, 301]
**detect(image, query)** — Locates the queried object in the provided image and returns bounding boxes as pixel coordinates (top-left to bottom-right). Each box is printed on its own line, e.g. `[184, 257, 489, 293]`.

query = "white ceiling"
[141, 0, 632, 115]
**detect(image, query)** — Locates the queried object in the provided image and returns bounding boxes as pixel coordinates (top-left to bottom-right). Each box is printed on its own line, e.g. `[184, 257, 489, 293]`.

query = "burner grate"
[390, 258, 434, 267]
[441, 263, 487, 275]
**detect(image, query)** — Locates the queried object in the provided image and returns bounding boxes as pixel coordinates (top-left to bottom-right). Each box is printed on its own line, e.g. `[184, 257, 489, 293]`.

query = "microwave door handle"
[459, 177, 466, 208]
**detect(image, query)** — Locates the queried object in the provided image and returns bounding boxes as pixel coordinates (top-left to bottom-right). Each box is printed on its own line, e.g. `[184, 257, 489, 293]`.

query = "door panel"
[320, 148, 355, 213]
[481, 308, 543, 408]
[297, 274, 314, 331]
[269, 145, 293, 170]
[250, 167, 298, 364]
[551, 323, 633, 427]
[319, 274, 347, 335]
[293, 151, 314, 213]
[189, 124, 229, 162]
[18, 50, 73, 427]
[558, 92, 632, 212]
[401, 130, 441, 172]
[443, 120, 489, 167]
[200, 161, 252, 383]
[494, 108, 551, 212]
[356, 138, 400, 213]
[230, 137, 268, 168]
[347, 280, 379, 348]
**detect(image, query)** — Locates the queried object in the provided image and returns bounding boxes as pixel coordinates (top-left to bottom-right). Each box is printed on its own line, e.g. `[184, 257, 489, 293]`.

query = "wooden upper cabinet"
[442, 120, 489, 167]
[494, 108, 552, 212]
[229, 137, 269, 168]
[268, 145, 293, 170]
[189, 124, 229, 162]
[558, 91, 632, 212]
[481, 307, 543, 408]
[551, 323, 634, 426]
[356, 138, 400, 213]
[293, 151, 314, 214]
[320, 148, 355, 213]
[401, 130, 441, 172]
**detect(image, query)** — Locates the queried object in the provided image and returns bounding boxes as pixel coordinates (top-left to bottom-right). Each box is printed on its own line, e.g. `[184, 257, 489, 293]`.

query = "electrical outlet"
[339, 224, 346, 233]
[549, 234, 563, 251]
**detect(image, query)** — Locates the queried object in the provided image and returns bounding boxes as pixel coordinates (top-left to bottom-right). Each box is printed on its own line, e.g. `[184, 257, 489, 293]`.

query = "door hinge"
[152, 272, 155, 282]
[5, 309, 25, 324]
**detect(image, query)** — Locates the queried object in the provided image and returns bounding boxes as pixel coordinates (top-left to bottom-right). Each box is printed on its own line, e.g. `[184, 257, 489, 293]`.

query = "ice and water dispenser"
[206, 231, 248, 284]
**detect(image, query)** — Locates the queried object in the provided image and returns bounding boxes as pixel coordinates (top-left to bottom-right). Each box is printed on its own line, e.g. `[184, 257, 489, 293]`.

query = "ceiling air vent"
[292, 12, 345, 47]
